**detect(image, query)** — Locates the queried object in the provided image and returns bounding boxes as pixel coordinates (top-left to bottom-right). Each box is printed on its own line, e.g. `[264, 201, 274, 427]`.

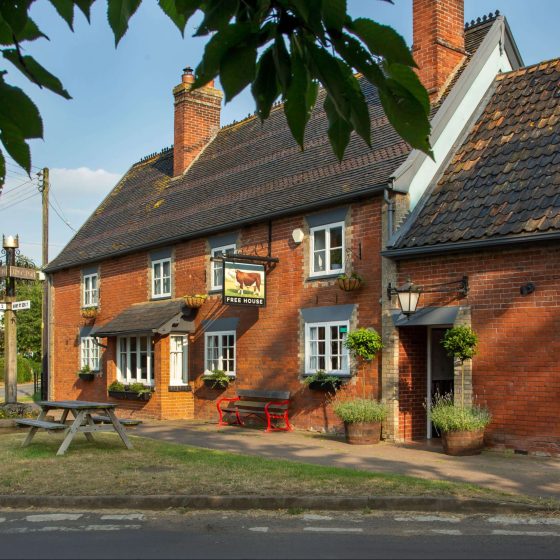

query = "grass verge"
[0, 432, 553, 506]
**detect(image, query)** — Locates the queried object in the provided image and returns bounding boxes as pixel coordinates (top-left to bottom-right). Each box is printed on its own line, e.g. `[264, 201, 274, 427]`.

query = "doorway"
[427, 327, 454, 438]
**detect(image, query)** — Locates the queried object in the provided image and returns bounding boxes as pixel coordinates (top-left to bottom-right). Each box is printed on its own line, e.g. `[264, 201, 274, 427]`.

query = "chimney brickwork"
[173, 68, 223, 177]
[413, 0, 466, 101]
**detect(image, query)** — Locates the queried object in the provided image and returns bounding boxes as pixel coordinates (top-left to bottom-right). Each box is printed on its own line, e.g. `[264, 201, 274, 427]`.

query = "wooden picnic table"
[17, 400, 134, 456]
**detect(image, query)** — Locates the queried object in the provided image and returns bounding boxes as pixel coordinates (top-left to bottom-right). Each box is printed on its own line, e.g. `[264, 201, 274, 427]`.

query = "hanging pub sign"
[222, 260, 266, 307]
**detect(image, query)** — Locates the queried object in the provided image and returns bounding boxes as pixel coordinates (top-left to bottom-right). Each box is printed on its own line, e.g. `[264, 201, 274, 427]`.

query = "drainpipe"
[383, 186, 395, 238]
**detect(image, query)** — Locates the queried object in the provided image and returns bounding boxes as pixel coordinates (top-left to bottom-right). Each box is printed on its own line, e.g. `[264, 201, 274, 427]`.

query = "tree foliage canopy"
[0, 0, 432, 187]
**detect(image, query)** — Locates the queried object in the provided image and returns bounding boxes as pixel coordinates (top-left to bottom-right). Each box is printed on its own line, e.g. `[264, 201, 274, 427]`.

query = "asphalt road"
[0, 510, 559, 559]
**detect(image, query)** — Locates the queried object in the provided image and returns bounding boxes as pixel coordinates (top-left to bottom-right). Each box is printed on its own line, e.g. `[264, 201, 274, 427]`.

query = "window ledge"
[208, 288, 222, 294]
[303, 373, 351, 378]
[151, 295, 171, 301]
[306, 273, 342, 282]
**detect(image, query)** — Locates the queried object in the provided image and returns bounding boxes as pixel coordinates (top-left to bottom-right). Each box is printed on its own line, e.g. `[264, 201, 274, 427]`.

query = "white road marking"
[249, 527, 269, 533]
[492, 530, 560, 537]
[488, 516, 560, 526]
[394, 515, 461, 524]
[100, 514, 145, 521]
[303, 514, 333, 521]
[0, 518, 5, 523]
[26, 514, 83, 523]
[83, 524, 142, 532]
[431, 529, 463, 536]
[1, 524, 142, 534]
[304, 527, 363, 533]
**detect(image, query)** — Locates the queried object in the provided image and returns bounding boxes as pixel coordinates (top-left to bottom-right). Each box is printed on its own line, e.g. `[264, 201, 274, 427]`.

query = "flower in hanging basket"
[183, 294, 208, 308]
[81, 307, 98, 319]
[336, 272, 363, 292]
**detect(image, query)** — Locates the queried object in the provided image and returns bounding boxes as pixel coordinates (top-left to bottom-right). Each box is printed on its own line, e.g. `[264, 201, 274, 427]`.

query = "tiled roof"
[45, 24, 492, 273]
[392, 58, 560, 252]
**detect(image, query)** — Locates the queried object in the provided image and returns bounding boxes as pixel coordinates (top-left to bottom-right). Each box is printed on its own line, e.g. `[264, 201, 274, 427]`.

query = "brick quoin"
[50, 199, 384, 431]
[396, 242, 560, 456]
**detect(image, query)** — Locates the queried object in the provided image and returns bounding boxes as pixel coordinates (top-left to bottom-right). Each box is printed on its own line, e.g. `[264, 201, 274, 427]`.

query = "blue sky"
[1, 0, 559, 265]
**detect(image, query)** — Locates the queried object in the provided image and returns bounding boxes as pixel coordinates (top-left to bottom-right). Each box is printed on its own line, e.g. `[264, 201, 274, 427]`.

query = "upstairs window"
[310, 222, 345, 277]
[211, 244, 236, 291]
[152, 257, 171, 298]
[83, 273, 98, 307]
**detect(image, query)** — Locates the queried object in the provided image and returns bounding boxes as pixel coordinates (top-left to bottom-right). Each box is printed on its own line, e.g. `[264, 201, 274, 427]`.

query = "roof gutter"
[382, 231, 560, 260]
[44, 182, 388, 274]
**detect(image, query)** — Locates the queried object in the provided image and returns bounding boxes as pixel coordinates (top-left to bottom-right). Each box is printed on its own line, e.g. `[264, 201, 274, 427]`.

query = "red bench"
[217, 389, 292, 432]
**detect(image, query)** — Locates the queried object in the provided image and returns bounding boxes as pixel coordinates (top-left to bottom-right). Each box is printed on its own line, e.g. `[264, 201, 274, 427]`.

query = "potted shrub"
[81, 307, 97, 319]
[183, 294, 207, 308]
[334, 399, 387, 444]
[336, 272, 363, 292]
[202, 369, 231, 389]
[108, 380, 153, 401]
[77, 364, 95, 381]
[430, 326, 491, 456]
[303, 370, 342, 393]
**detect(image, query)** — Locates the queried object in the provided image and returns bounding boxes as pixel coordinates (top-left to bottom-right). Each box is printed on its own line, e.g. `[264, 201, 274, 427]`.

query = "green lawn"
[0, 432, 552, 507]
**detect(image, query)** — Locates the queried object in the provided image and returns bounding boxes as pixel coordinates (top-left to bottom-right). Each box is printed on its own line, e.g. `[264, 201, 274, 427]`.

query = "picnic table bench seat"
[91, 415, 142, 426]
[217, 389, 292, 432]
[15, 419, 67, 431]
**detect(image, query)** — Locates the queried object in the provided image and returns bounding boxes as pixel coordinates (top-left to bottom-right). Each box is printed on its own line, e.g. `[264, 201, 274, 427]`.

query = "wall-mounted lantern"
[387, 276, 469, 317]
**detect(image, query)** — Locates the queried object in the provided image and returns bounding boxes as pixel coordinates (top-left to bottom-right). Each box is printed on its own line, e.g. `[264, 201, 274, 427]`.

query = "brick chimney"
[173, 67, 223, 177]
[412, 0, 466, 101]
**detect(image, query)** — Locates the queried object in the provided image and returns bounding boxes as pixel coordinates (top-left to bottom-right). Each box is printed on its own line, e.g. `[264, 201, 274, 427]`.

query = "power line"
[0, 190, 40, 211]
[0, 186, 39, 206]
[4, 154, 44, 173]
[1, 178, 39, 198]
[48, 199, 76, 232]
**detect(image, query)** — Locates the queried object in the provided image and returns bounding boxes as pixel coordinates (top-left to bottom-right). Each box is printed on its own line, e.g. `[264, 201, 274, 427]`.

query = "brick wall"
[50, 198, 385, 431]
[396, 242, 560, 455]
[413, 0, 466, 100]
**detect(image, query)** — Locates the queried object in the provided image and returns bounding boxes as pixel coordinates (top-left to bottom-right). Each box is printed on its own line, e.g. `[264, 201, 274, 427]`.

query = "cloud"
[50, 167, 122, 195]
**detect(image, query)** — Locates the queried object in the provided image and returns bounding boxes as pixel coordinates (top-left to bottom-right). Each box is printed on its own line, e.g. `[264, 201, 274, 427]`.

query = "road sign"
[9, 266, 37, 281]
[0, 266, 5, 278]
[12, 300, 31, 311]
[0, 303, 6, 310]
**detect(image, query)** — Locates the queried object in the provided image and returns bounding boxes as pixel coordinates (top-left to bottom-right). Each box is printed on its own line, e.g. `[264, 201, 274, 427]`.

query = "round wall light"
[291, 228, 305, 244]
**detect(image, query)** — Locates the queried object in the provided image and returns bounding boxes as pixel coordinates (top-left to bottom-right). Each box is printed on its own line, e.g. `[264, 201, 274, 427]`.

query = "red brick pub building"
[45, 1, 560, 455]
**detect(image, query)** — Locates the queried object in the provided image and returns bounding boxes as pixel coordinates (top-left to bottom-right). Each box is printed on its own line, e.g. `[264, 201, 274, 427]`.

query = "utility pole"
[40, 168, 49, 400]
[2, 235, 19, 404]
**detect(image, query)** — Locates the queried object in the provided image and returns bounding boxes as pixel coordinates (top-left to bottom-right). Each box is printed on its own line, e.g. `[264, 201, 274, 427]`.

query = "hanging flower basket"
[81, 307, 98, 319]
[336, 275, 363, 292]
[183, 294, 207, 308]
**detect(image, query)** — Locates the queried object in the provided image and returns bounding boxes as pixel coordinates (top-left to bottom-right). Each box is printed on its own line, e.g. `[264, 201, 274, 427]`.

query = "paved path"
[1, 510, 559, 559]
[0, 383, 36, 401]
[135, 421, 560, 501]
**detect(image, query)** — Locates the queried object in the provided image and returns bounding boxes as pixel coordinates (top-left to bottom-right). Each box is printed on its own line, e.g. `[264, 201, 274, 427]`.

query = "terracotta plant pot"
[441, 429, 484, 456]
[183, 295, 206, 308]
[344, 421, 381, 445]
[81, 307, 97, 319]
[336, 277, 363, 292]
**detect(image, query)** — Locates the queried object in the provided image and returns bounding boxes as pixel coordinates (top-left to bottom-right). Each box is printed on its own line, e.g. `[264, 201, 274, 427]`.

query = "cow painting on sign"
[223, 261, 266, 307]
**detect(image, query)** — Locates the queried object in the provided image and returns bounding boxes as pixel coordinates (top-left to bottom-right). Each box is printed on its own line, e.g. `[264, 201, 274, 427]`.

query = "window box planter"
[183, 294, 207, 308]
[108, 390, 153, 402]
[81, 307, 98, 319]
[202, 370, 232, 390]
[307, 378, 343, 393]
[168, 385, 192, 393]
[336, 276, 363, 292]
[78, 373, 95, 381]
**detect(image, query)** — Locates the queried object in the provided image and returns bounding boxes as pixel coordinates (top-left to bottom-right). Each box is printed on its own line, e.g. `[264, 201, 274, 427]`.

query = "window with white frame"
[83, 273, 98, 307]
[305, 321, 350, 375]
[211, 244, 236, 290]
[170, 335, 189, 385]
[80, 337, 100, 371]
[310, 222, 345, 276]
[117, 335, 154, 385]
[152, 257, 171, 298]
[204, 331, 236, 375]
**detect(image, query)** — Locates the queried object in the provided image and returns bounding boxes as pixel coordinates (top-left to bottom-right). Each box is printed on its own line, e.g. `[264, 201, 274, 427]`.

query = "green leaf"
[342, 63, 370, 147]
[385, 62, 430, 115]
[272, 36, 291, 95]
[220, 44, 257, 102]
[0, 129, 31, 174]
[324, 94, 352, 161]
[2, 50, 72, 99]
[284, 46, 317, 148]
[0, 16, 48, 45]
[0, 1, 29, 36]
[251, 47, 279, 121]
[49, 0, 74, 30]
[74, 0, 96, 22]
[107, 0, 141, 47]
[0, 78, 43, 140]
[321, 0, 346, 31]
[348, 18, 416, 68]
[195, 0, 239, 36]
[158, 0, 200, 35]
[379, 80, 432, 157]
[0, 151, 5, 186]
[193, 23, 253, 89]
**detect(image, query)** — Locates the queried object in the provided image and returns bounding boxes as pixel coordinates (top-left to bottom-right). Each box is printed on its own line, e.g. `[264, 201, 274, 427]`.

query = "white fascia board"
[390, 18, 515, 210]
